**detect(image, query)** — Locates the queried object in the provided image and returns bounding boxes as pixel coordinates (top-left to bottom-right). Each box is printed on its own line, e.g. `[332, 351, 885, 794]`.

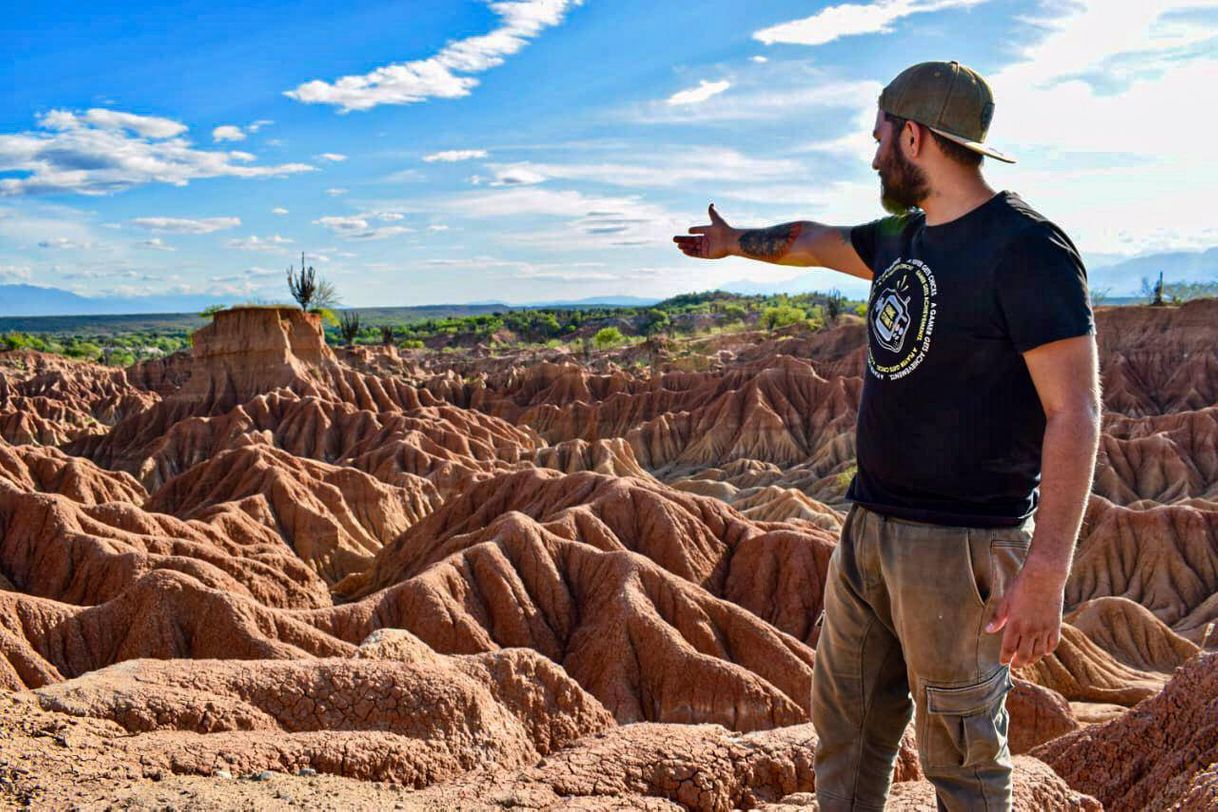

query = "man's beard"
[879, 144, 930, 215]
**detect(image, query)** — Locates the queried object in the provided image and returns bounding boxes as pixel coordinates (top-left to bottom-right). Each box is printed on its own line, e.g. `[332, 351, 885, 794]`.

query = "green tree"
[719, 303, 747, 324]
[760, 305, 807, 331]
[640, 308, 671, 336]
[593, 326, 625, 349]
[200, 304, 226, 320]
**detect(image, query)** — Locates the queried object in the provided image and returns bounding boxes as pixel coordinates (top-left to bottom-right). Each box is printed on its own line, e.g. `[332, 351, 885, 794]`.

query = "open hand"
[985, 557, 1067, 668]
[673, 203, 737, 260]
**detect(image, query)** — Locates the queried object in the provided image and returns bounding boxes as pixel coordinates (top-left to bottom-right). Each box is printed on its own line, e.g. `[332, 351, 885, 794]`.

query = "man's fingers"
[1012, 631, 1037, 668]
[1028, 634, 1050, 664]
[708, 203, 725, 225]
[688, 225, 709, 235]
[985, 598, 1009, 634]
[999, 627, 1019, 665]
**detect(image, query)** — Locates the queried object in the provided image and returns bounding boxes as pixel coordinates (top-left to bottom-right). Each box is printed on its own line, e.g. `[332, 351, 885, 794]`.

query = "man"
[673, 61, 1100, 810]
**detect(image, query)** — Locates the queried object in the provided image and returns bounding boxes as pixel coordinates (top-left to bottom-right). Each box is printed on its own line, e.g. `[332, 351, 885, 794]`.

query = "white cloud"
[212, 125, 246, 142]
[43, 108, 188, 139]
[0, 110, 314, 196]
[438, 186, 684, 248]
[423, 149, 490, 163]
[428, 224, 449, 231]
[382, 168, 427, 184]
[667, 79, 731, 106]
[483, 148, 804, 189]
[271, 207, 289, 215]
[130, 216, 241, 234]
[285, 0, 583, 112]
[248, 120, 273, 133]
[750, 55, 769, 64]
[0, 203, 116, 253]
[326, 187, 349, 196]
[37, 237, 93, 250]
[313, 214, 412, 240]
[488, 165, 548, 186]
[636, 72, 880, 124]
[985, 1, 1218, 254]
[753, 0, 987, 46]
[0, 264, 33, 283]
[227, 234, 294, 252]
[315, 152, 347, 162]
[137, 238, 176, 251]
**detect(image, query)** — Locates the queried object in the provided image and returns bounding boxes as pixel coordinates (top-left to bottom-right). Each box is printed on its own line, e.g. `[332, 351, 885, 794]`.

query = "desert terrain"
[1, 301, 1215, 810]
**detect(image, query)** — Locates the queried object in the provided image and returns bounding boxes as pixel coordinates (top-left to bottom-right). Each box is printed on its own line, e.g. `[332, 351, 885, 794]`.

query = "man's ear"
[906, 121, 925, 158]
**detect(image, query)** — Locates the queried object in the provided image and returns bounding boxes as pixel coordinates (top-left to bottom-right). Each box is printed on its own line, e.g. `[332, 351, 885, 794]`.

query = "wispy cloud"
[130, 216, 241, 234]
[424, 149, 490, 163]
[437, 186, 684, 248]
[137, 238, 176, 251]
[286, 0, 583, 112]
[635, 68, 879, 124]
[667, 80, 731, 106]
[37, 237, 93, 250]
[487, 165, 548, 186]
[753, 0, 987, 46]
[314, 213, 413, 240]
[271, 207, 289, 215]
[315, 152, 347, 162]
[227, 234, 294, 253]
[482, 147, 804, 189]
[0, 264, 33, 283]
[0, 110, 314, 196]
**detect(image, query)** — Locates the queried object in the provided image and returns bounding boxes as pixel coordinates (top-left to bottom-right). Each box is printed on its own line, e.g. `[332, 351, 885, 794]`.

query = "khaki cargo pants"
[811, 503, 1035, 811]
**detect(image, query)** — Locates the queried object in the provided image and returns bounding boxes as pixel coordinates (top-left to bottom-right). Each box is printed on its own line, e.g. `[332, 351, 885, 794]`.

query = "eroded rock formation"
[0, 301, 1214, 808]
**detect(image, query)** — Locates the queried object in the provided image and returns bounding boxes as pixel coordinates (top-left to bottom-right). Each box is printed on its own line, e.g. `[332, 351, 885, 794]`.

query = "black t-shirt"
[846, 190, 1095, 527]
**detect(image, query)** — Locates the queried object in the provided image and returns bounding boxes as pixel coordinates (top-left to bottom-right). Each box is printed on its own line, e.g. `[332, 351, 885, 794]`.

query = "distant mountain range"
[0, 285, 229, 318]
[0, 284, 661, 319]
[0, 248, 1213, 317]
[721, 247, 1218, 298]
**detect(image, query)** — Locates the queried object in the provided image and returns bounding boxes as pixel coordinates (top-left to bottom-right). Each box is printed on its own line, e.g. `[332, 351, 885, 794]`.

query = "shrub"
[593, 327, 624, 349]
[760, 305, 806, 331]
[286, 252, 340, 312]
[338, 311, 362, 345]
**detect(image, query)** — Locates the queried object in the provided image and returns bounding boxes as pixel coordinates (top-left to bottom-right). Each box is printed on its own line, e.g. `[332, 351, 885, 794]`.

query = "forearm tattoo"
[738, 222, 804, 260]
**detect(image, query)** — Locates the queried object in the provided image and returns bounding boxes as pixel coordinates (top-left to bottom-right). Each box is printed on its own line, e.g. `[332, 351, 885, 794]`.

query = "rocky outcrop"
[1068, 497, 1218, 643]
[147, 444, 439, 583]
[0, 350, 158, 445]
[1033, 652, 1218, 811]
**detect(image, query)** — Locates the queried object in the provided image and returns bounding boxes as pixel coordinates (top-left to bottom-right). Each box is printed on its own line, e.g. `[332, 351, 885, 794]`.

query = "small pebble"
[212, 770, 233, 780]
[297, 767, 317, 777]
[252, 770, 275, 782]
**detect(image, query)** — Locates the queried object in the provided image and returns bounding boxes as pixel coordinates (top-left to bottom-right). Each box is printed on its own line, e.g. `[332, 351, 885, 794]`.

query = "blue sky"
[2, 0, 1216, 307]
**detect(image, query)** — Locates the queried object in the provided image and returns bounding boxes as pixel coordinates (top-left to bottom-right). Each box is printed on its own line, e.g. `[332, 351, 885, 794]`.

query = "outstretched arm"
[673, 203, 873, 280]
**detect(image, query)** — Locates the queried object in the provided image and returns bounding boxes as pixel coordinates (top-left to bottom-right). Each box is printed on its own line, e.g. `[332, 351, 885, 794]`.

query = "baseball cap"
[878, 60, 1015, 164]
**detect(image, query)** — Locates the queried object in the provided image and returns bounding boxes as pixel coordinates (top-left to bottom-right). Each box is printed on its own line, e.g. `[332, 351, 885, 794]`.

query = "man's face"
[871, 110, 930, 215]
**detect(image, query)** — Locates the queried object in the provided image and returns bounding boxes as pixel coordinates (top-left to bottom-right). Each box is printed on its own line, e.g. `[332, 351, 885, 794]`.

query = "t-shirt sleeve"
[850, 215, 906, 272]
[995, 222, 1095, 353]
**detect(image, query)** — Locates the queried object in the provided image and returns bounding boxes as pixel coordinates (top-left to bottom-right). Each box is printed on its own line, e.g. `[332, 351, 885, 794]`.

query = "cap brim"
[928, 126, 1016, 164]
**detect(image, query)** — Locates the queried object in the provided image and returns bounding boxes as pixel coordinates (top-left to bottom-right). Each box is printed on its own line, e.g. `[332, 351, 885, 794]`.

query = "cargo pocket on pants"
[923, 667, 1012, 769]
